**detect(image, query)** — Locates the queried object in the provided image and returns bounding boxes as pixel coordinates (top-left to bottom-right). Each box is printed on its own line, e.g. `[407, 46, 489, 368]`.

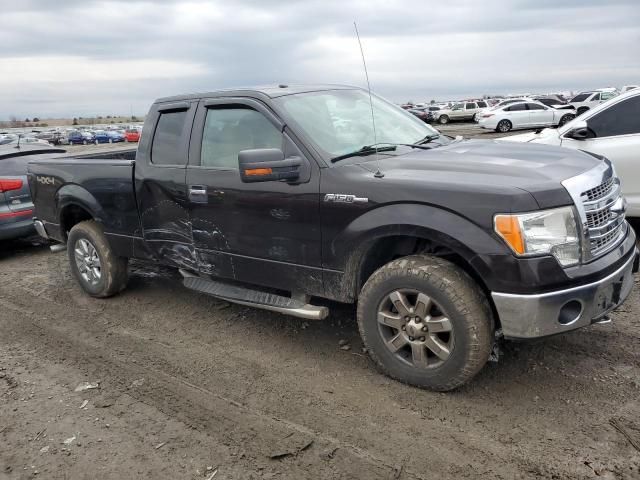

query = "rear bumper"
[0, 218, 36, 240]
[493, 248, 638, 339]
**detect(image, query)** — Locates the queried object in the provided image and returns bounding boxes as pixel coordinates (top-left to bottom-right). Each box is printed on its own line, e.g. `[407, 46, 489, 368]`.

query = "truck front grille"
[580, 176, 626, 257]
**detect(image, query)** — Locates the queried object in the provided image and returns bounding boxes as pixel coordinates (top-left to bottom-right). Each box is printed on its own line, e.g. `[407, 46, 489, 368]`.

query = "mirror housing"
[238, 148, 302, 183]
[564, 120, 594, 140]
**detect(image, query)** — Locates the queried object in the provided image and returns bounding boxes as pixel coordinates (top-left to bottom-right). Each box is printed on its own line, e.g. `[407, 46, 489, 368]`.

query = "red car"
[124, 129, 141, 142]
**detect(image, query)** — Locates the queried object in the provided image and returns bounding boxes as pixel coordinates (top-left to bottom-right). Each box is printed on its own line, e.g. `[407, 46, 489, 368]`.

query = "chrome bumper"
[33, 219, 49, 239]
[492, 250, 638, 339]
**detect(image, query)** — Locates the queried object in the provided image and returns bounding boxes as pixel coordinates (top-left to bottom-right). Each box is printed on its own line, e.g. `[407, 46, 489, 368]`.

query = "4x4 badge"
[324, 194, 368, 204]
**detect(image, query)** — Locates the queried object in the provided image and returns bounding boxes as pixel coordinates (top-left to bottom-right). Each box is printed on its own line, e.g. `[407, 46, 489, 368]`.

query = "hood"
[372, 139, 601, 209]
[499, 128, 561, 144]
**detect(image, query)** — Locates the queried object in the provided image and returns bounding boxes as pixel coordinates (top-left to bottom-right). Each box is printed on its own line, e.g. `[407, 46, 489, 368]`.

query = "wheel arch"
[56, 185, 105, 240]
[325, 204, 505, 326]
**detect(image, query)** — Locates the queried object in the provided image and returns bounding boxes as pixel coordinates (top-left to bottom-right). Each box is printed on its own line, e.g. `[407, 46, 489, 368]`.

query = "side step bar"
[180, 272, 329, 321]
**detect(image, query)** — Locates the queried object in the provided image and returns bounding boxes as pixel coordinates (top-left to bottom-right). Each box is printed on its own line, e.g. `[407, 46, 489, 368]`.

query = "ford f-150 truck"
[28, 85, 638, 391]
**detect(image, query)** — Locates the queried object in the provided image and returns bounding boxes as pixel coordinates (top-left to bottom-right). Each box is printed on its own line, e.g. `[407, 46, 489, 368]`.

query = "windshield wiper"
[413, 133, 440, 145]
[331, 145, 397, 163]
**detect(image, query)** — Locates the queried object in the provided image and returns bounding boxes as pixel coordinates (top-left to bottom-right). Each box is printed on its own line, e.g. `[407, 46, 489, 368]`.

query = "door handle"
[188, 185, 208, 203]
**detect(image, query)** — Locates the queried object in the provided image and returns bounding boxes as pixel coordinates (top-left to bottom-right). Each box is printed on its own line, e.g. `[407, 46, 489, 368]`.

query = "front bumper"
[492, 248, 638, 339]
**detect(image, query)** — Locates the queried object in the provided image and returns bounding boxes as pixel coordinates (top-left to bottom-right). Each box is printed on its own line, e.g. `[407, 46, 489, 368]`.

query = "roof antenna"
[354, 22, 383, 178]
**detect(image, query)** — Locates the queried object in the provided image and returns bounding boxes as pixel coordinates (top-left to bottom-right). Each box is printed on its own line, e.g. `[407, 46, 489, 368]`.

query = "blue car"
[106, 130, 125, 143]
[68, 130, 96, 145]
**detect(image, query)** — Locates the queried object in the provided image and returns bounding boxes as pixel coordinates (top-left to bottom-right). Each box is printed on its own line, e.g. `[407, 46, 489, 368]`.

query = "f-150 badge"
[324, 194, 368, 204]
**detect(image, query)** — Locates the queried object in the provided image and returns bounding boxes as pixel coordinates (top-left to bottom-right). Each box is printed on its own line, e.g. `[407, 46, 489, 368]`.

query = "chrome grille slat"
[579, 174, 625, 258]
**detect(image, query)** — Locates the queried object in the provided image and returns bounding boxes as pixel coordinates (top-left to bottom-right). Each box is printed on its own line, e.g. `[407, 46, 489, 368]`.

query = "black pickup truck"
[28, 85, 638, 391]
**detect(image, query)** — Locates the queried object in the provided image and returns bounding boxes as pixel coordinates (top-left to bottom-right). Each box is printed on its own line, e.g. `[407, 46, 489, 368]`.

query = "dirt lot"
[1, 125, 639, 480]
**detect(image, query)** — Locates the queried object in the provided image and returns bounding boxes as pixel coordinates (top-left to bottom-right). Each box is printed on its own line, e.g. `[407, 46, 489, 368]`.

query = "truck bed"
[27, 153, 142, 255]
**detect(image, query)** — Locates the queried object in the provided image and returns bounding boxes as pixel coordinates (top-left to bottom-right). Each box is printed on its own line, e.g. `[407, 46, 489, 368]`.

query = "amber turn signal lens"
[244, 168, 272, 176]
[494, 215, 525, 255]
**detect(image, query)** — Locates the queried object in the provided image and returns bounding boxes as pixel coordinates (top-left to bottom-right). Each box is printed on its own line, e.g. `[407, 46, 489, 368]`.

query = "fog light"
[558, 300, 582, 325]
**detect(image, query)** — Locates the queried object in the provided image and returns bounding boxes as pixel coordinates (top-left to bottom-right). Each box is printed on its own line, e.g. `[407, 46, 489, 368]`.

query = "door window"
[505, 103, 527, 111]
[526, 103, 546, 110]
[200, 107, 282, 169]
[151, 110, 189, 165]
[587, 95, 640, 137]
[601, 92, 616, 101]
[465, 103, 476, 109]
[590, 93, 601, 101]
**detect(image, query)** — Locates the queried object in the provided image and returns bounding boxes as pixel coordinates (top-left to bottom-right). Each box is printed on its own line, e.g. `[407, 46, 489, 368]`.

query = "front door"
[185, 97, 323, 296]
[526, 102, 554, 127]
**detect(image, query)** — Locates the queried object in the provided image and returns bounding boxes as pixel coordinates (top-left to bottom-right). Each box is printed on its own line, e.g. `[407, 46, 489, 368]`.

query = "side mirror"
[238, 148, 301, 183]
[564, 121, 594, 140]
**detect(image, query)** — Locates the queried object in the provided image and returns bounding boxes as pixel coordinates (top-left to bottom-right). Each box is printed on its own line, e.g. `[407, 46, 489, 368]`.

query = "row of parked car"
[404, 86, 638, 132]
[0, 126, 142, 148]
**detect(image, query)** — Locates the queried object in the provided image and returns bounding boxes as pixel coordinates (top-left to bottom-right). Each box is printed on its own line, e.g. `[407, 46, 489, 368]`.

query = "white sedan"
[477, 101, 575, 133]
[501, 88, 640, 217]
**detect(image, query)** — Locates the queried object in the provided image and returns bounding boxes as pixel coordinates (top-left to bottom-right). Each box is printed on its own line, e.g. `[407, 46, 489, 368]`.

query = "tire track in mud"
[2, 249, 639, 479]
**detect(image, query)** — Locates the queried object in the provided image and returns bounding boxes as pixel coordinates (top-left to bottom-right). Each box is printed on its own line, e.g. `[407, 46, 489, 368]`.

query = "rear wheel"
[67, 220, 128, 298]
[357, 255, 493, 391]
[577, 107, 589, 116]
[496, 119, 512, 132]
[82, 139, 87, 145]
[438, 115, 449, 125]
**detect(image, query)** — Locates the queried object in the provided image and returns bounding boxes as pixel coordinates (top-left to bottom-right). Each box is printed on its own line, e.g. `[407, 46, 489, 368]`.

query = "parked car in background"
[124, 128, 141, 142]
[432, 101, 487, 124]
[107, 130, 126, 143]
[621, 85, 639, 93]
[569, 90, 617, 116]
[502, 88, 640, 216]
[68, 130, 96, 145]
[478, 101, 575, 132]
[533, 97, 575, 110]
[0, 143, 65, 240]
[93, 130, 114, 144]
[408, 108, 430, 122]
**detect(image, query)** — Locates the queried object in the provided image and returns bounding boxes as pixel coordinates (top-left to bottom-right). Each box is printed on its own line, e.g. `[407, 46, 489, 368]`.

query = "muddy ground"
[1, 124, 639, 479]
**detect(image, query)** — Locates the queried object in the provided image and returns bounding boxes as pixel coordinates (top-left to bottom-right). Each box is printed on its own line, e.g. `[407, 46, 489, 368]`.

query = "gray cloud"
[1, 0, 639, 119]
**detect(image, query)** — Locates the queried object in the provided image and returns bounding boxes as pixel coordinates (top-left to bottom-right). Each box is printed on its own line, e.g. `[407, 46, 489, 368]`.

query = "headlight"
[494, 206, 580, 267]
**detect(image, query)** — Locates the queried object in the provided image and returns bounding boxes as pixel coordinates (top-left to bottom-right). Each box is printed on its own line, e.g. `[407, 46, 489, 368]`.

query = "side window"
[465, 103, 476, 109]
[201, 107, 282, 169]
[476, 101, 487, 108]
[601, 92, 616, 101]
[526, 103, 546, 110]
[587, 95, 640, 137]
[506, 103, 527, 111]
[151, 110, 188, 165]
[591, 93, 601, 101]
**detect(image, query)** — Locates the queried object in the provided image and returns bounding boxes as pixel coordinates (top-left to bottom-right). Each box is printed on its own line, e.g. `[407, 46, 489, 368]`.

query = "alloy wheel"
[74, 238, 102, 285]
[377, 289, 454, 369]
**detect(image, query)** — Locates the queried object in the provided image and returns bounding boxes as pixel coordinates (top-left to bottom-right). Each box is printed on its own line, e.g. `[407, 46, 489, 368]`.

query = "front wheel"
[67, 220, 129, 298]
[357, 255, 493, 391]
[438, 115, 449, 125]
[559, 114, 574, 127]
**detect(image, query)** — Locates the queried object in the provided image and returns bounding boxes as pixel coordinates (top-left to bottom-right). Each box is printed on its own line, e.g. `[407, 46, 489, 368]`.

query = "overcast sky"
[1, 0, 639, 119]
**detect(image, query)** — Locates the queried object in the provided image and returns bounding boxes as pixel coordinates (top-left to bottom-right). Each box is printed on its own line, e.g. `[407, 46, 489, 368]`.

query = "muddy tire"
[357, 255, 493, 391]
[67, 220, 128, 298]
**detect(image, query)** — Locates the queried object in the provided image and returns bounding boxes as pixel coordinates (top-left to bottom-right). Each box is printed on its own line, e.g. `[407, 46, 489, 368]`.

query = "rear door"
[135, 101, 198, 268]
[504, 103, 529, 128]
[184, 97, 323, 295]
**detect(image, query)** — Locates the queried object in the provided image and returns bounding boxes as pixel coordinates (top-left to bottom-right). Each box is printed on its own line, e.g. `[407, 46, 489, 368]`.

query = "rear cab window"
[151, 109, 189, 166]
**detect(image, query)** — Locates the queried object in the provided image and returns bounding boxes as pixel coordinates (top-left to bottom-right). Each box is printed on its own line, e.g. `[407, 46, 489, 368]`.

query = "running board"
[181, 274, 329, 321]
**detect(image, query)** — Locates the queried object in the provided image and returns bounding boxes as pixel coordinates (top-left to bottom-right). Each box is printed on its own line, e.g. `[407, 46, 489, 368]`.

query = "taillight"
[0, 179, 23, 193]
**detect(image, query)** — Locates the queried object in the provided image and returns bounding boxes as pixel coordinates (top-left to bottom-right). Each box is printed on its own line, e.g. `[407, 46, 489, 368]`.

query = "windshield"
[273, 89, 439, 160]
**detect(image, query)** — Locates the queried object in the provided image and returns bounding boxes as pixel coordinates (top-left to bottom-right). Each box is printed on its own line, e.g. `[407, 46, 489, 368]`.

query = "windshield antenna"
[354, 22, 383, 178]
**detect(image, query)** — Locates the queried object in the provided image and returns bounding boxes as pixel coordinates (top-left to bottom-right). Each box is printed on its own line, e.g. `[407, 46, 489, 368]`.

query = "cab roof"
[155, 84, 360, 104]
